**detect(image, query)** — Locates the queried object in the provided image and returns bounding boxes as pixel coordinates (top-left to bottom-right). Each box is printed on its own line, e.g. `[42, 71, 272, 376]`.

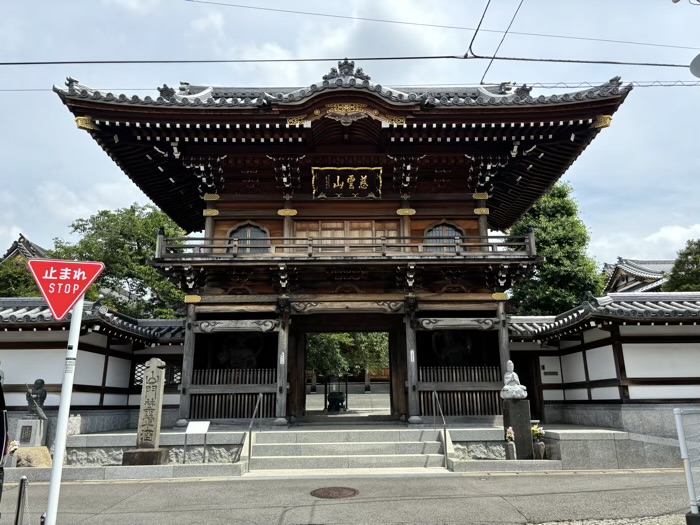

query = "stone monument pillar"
[500, 360, 533, 460]
[122, 358, 169, 465]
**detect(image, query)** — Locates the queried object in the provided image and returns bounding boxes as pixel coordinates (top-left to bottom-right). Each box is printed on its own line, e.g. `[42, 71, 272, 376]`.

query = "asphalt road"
[0, 469, 690, 525]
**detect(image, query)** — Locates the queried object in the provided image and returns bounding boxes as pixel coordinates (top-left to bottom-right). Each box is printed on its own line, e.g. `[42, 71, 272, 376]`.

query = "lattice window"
[132, 361, 182, 387]
[425, 223, 462, 253]
[229, 224, 269, 254]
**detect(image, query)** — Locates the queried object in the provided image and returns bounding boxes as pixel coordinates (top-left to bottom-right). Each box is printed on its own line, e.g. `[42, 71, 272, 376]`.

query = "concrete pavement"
[0, 469, 690, 525]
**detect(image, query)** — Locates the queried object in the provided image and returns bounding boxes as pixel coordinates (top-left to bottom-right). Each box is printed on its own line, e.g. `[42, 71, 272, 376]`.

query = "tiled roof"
[603, 257, 675, 293]
[509, 292, 700, 339]
[54, 60, 632, 110]
[0, 298, 184, 343]
[1, 234, 49, 264]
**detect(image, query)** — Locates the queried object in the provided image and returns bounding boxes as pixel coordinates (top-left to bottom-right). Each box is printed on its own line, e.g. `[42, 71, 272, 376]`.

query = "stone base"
[15, 419, 48, 447]
[14, 446, 52, 467]
[175, 419, 188, 427]
[408, 416, 423, 424]
[122, 448, 169, 466]
[503, 399, 533, 460]
[273, 418, 288, 426]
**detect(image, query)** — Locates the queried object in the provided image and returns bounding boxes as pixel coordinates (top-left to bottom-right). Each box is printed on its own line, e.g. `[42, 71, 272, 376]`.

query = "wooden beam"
[417, 382, 501, 391]
[188, 384, 277, 394]
[193, 319, 279, 333]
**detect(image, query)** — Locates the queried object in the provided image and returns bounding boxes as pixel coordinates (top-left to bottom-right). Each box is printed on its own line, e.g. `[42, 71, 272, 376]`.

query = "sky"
[2, 0, 700, 267]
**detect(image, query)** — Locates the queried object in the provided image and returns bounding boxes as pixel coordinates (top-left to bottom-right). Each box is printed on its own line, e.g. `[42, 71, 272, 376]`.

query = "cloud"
[190, 11, 225, 36]
[101, 0, 162, 15]
[590, 224, 700, 264]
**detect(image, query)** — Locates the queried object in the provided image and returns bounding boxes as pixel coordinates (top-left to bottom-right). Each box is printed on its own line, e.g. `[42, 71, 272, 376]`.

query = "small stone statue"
[500, 360, 527, 400]
[26, 379, 48, 420]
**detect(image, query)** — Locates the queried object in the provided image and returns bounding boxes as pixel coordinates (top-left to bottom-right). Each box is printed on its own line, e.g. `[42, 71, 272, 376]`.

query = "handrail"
[431, 390, 448, 469]
[156, 234, 535, 259]
[246, 392, 263, 473]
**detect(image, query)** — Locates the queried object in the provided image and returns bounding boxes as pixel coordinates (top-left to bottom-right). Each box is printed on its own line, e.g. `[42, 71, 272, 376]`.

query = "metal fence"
[674, 408, 700, 514]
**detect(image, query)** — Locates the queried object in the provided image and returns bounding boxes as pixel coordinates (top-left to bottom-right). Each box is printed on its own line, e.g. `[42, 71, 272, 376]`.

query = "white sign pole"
[45, 295, 85, 525]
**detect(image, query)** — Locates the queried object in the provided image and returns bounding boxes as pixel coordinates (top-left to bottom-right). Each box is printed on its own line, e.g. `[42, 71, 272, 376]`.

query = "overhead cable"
[184, 0, 700, 51]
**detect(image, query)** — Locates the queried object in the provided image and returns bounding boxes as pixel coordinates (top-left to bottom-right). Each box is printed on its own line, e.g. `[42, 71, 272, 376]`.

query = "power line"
[185, 0, 700, 52]
[0, 55, 459, 67]
[481, 0, 525, 84]
[0, 55, 688, 68]
[3, 80, 700, 93]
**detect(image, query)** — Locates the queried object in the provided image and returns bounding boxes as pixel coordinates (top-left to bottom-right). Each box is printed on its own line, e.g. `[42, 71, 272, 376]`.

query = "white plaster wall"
[590, 386, 620, 400]
[620, 325, 700, 337]
[128, 395, 140, 406]
[564, 388, 588, 401]
[103, 394, 129, 406]
[0, 349, 65, 384]
[542, 389, 564, 401]
[583, 328, 610, 343]
[585, 346, 617, 381]
[0, 332, 68, 343]
[539, 356, 562, 384]
[105, 356, 131, 388]
[561, 352, 586, 384]
[629, 385, 700, 400]
[74, 350, 105, 386]
[164, 394, 180, 405]
[5, 393, 40, 407]
[67, 392, 101, 405]
[623, 343, 700, 378]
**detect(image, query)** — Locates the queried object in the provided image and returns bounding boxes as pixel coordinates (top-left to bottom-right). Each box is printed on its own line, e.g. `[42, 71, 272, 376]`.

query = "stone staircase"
[249, 428, 446, 470]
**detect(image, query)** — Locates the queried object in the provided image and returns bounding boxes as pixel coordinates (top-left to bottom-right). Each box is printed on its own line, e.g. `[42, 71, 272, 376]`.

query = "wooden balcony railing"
[155, 232, 536, 262]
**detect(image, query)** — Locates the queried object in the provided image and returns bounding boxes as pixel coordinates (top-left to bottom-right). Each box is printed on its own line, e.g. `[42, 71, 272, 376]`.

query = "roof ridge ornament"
[157, 84, 176, 99]
[323, 58, 371, 81]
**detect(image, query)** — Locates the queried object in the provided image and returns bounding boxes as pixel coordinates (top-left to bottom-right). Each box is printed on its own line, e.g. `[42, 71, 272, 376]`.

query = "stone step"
[252, 441, 442, 457]
[254, 429, 442, 444]
[250, 454, 446, 470]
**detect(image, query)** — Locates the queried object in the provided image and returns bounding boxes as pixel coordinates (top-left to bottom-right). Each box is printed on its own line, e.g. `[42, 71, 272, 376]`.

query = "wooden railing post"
[527, 227, 537, 256]
[155, 227, 165, 258]
[454, 236, 462, 255]
[381, 236, 387, 256]
[307, 238, 313, 257]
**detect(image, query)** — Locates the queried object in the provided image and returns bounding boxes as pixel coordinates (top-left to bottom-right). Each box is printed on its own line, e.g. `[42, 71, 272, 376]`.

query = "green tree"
[510, 182, 604, 315]
[52, 203, 185, 318]
[663, 239, 700, 292]
[306, 333, 352, 377]
[346, 332, 389, 375]
[0, 257, 42, 297]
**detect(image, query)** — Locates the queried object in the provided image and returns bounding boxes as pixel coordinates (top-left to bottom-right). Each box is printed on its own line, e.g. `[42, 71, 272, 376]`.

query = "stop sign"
[27, 259, 105, 320]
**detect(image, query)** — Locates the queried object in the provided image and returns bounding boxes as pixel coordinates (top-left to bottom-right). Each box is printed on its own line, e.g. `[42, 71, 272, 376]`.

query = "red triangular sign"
[27, 259, 105, 321]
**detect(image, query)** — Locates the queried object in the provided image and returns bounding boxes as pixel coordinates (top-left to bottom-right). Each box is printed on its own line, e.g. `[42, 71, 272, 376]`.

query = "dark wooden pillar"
[611, 325, 629, 401]
[179, 304, 196, 421]
[275, 316, 290, 424]
[405, 314, 421, 423]
[474, 193, 489, 250]
[496, 300, 510, 377]
[99, 335, 112, 406]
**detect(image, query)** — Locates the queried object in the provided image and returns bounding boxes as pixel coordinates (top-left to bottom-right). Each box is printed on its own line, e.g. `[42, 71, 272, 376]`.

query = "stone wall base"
[543, 402, 699, 439]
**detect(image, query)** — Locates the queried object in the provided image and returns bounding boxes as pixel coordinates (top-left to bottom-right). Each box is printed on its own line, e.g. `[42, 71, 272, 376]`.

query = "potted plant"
[532, 424, 546, 460]
[505, 427, 517, 460]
